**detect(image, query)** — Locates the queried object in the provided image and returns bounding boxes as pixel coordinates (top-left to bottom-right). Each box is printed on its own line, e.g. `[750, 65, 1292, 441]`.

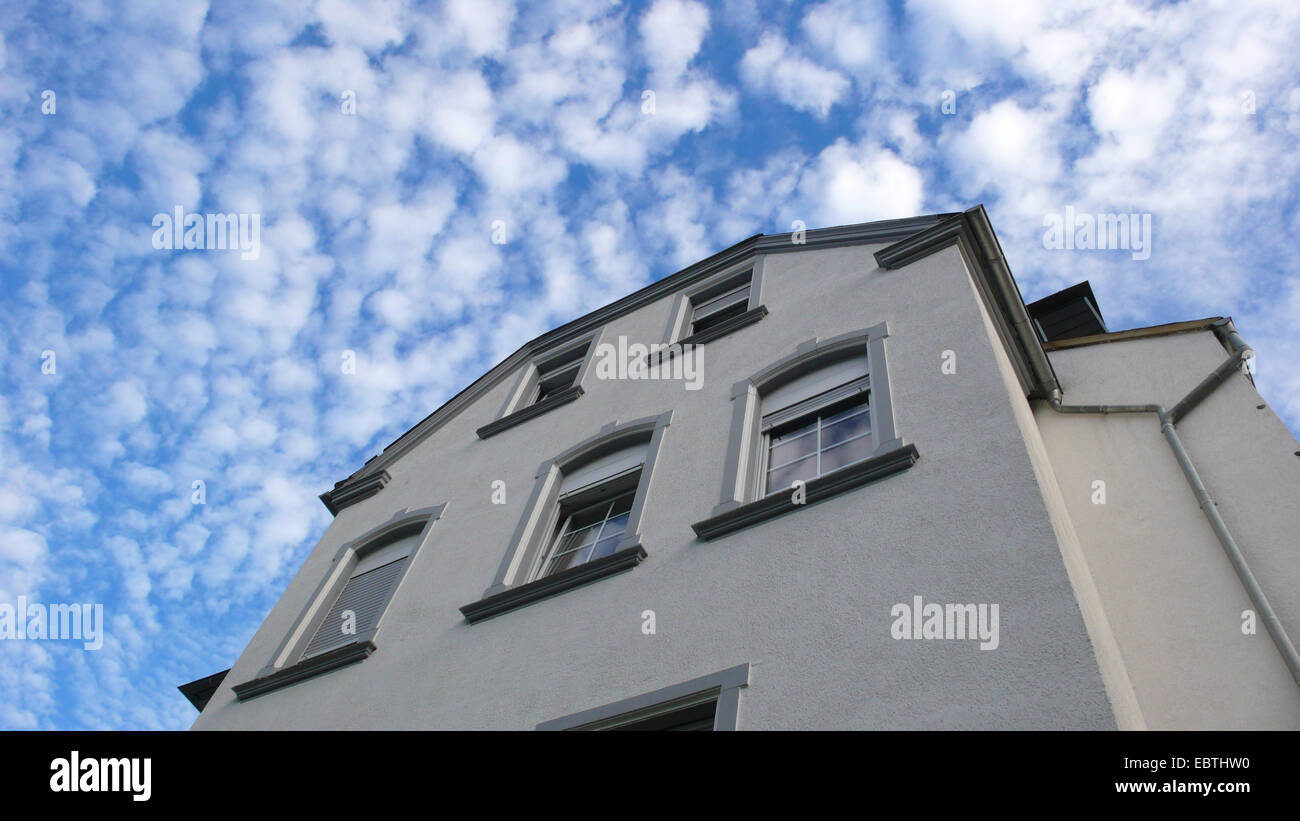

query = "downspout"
[1047, 319, 1300, 689]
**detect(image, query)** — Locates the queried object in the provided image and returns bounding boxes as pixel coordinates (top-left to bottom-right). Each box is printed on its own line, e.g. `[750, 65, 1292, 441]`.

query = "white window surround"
[299, 531, 419, 659]
[693, 322, 917, 540]
[235, 505, 445, 700]
[462, 411, 673, 623]
[659, 257, 767, 348]
[479, 328, 606, 439]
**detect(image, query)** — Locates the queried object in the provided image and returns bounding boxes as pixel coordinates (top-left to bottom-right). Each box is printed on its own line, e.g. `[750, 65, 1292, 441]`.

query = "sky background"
[1, 0, 1297, 730]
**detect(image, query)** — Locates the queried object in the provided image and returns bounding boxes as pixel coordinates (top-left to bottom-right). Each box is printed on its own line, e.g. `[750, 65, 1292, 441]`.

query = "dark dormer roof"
[179, 669, 229, 712]
[1026, 281, 1107, 342]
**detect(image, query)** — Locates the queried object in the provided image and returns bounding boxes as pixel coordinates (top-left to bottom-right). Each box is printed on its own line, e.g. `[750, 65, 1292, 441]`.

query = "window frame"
[478, 328, 605, 439]
[530, 475, 640, 581]
[691, 323, 919, 541]
[536, 663, 750, 731]
[659, 258, 768, 351]
[758, 381, 873, 497]
[688, 279, 751, 335]
[460, 411, 673, 623]
[233, 505, 445, 700]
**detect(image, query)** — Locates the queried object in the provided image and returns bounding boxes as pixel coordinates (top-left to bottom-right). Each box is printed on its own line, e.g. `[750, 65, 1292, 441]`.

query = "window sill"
[477, 385, 584, 439]
[650, 306, 769, 366]
[231, 639, 376, 701]
[691, 443, 919, 541]
[460, 544, 647, 624]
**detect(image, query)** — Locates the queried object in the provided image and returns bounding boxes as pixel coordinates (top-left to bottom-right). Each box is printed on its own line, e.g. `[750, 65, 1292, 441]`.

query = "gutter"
[1047, 318, 1300, 690]
[962, 207, 1060, 400]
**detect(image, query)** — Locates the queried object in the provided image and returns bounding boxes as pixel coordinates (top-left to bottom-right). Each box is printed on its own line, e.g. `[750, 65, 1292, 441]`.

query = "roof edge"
[178, 668, 229, 712]
[326, 213, 957, 501]
[875, 206, 1060, 400]
[1041, 317, 1225, 351]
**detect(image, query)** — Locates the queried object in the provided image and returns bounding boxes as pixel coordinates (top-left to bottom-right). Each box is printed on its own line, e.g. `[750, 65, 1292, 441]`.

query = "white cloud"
[1087, 67, 1186, 164]
[2, 0, 1298, 735]
[740, 32, 849, 117]
[641, 0, 710, 82]
[104, 382, 148, 427]
[802, 140, 925, 226]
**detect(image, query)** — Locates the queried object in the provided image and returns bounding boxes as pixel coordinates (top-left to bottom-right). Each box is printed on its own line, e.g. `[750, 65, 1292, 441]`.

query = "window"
[523, 437, 647, 582]
[478, 332, 602, 439]
[536, 663, 750, 731]
[689, 277, 750, 336]
[531, 346, 585, 405]
[538, 486, 637, 578]
[461, 412, 673, 623]
[658, 263, 767, 353]
[613, 699, 716, 731]
[234, 506, 444, 700]
[763, 385, 871, 495]
[300, 532, 416, 658]
[692, 324, 918, 541]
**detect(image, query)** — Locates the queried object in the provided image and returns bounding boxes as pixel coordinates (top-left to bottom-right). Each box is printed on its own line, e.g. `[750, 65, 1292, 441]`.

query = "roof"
[1042, 317, 1225, 351]
[178, 668, 229, 712]
[321, 206, 1061, 511]
[1026, 281, 1108, 342]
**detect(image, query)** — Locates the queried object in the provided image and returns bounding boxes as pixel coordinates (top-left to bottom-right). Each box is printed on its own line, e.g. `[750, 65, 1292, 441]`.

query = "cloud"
[803, 140, 926, 226]
[641, 0, 710, 82]
[1, 0, 1298, 734]
[740, 32, 849, 117]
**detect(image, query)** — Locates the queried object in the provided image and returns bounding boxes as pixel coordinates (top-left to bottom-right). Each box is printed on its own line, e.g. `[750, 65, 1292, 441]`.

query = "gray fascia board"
[874, 207, 1059, 400]
[326, 215, 955, 489]
[319, 469, 391, 516]
[692, 443, 920, 541]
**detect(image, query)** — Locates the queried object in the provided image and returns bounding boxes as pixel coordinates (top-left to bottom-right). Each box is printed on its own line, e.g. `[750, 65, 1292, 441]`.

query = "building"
[182, 207, 1300, 730]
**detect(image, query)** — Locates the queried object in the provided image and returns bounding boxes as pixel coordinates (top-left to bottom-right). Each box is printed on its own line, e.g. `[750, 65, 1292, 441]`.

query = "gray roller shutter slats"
[302, 557, 408, 659]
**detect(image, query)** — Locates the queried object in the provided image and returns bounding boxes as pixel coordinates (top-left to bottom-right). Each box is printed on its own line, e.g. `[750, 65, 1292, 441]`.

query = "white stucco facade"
[187, 212, 1300, 730]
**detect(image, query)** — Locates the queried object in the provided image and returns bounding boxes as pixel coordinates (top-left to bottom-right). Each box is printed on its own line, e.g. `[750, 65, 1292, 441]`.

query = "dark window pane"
[608, 491, 635, 516]
[822, 408, 870, 447]
[693, 283, 749, 318]
[769, 427, 817, 467]
[822, 394, 870, 426]
[820, 434, 874, 474]
[766, 452, 817, 495]
[772, 418, 817, 444]
[598, 512, 630, 541]
[589, 535, 622, 562]
[567, 503, 610, 532]
[535, 363, 580, 402]
[691, 300, 747, 334]
[545, 543, 594, 575]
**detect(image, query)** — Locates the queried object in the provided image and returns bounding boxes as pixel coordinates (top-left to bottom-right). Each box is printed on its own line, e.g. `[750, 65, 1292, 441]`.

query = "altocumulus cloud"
[0, 0, 1297, 729]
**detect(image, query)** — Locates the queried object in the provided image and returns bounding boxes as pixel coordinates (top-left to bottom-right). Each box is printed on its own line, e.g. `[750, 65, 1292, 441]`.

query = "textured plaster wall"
[1035, 331, 1300, 729]
[194, 242, 1113, 729]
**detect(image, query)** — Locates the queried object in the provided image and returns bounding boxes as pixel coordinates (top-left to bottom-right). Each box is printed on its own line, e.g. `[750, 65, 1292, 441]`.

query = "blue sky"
[1, 0, 1297, 729]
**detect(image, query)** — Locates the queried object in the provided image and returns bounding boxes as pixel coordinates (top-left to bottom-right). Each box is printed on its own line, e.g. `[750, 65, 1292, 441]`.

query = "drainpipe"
[1047, 318, 1300, 690]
